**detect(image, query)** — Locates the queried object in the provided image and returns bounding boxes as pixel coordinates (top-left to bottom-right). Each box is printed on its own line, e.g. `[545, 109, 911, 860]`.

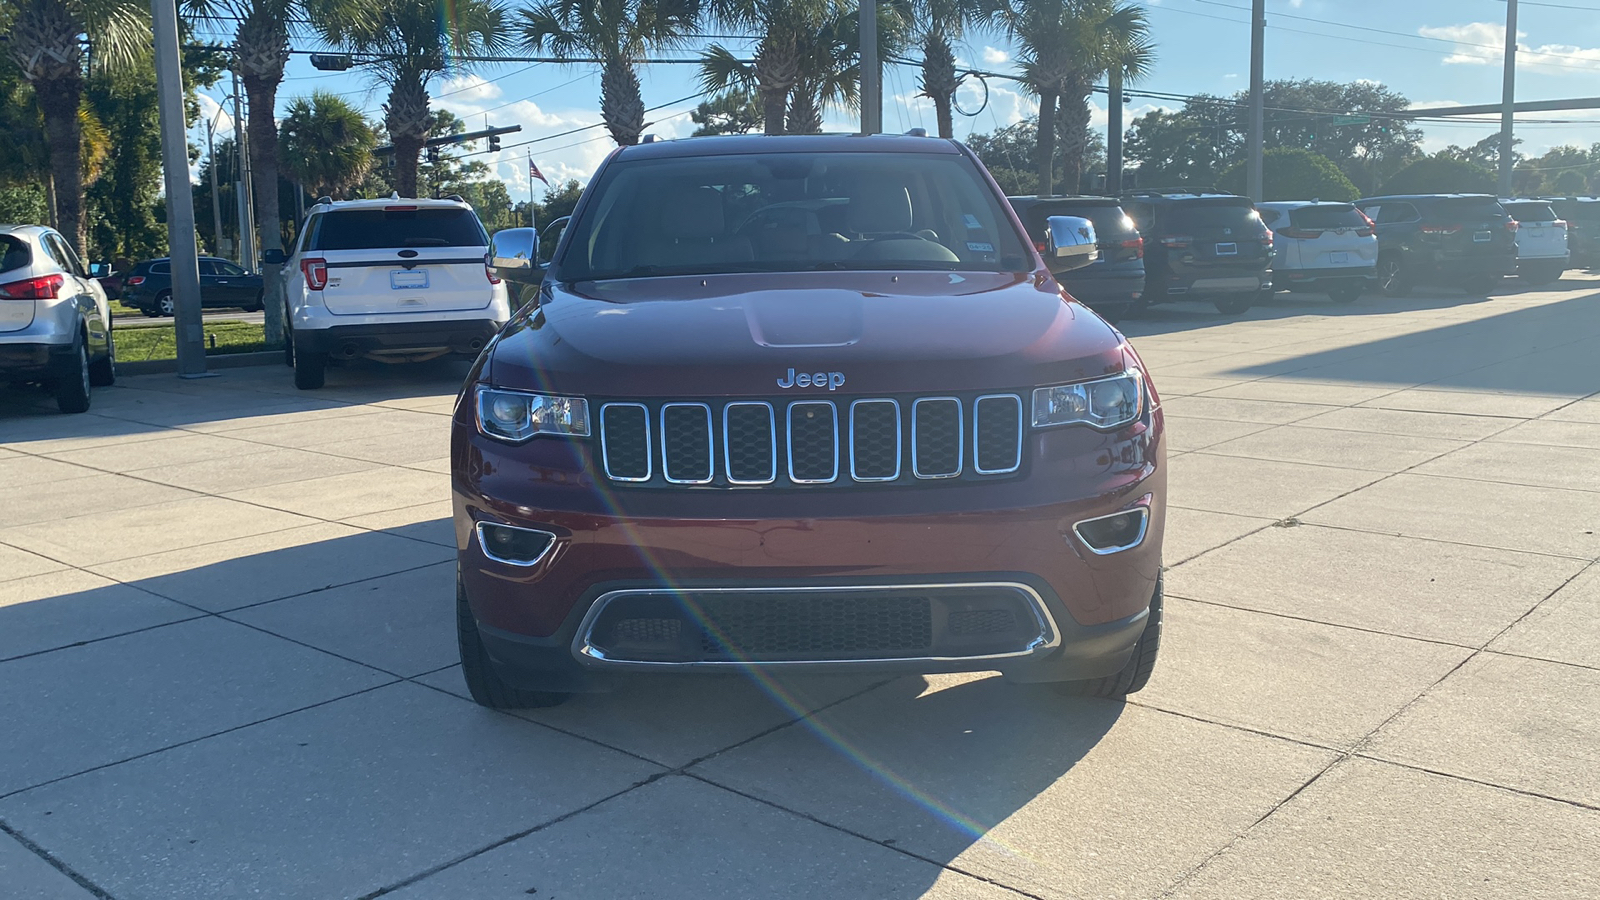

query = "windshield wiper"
[809, 260, 961, 271]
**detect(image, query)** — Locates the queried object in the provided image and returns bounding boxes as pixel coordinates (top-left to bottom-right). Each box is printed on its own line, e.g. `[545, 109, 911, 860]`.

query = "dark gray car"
[1007, 196, 1146, 322]
[122, 256, 265, 316]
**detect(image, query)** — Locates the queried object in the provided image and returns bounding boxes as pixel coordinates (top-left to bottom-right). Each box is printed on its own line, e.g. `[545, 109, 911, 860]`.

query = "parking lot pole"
[1499, 0, 1518, 197]
[860, 0, 881, 134]
[1107, 69, 1124, 195]
[151, 0, 208, 377]
[1246, 0, 1265, 201]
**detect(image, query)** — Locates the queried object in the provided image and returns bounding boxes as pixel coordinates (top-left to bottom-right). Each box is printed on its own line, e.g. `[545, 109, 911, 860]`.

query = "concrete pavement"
[2, 277, 1597, 898]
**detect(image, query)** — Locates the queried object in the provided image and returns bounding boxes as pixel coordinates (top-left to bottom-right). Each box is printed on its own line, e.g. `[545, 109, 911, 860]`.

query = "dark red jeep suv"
[452, 134, 1167, 708]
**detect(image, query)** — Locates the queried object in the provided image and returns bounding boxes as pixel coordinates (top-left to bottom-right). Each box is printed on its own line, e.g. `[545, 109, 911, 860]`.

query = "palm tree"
[915, 0, 976, 139]
[321, 0, 510, 197]
[702, 0, 842, 136]
[1, 0, 146, 252]
[989, 0, 1152, 196]
[278, 91, 377, 199]
[518, 0, 700, 147]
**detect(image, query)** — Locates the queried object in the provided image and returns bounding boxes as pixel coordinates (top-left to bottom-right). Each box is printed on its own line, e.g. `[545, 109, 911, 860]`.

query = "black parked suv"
[1355, 194, 1517, 295]
[1121, 191, 1272, 315]
[122, 256, 265, 316]
[1007, 195, 1146, 322]
[1544, 197, 1600, 266]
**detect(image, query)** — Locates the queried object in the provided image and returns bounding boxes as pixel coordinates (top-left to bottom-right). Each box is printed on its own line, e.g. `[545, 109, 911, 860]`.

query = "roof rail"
[905, 127, 929, 137]
[316, 196, 333, 206]
[444, 193, 466, 203]
[640, 134, 661, 144]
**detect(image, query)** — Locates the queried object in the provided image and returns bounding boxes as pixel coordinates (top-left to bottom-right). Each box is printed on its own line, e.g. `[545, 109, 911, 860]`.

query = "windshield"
[1502, 202, 1558, 223]
[556, 151, 1031, 281]
[308, 208, 488, 251]
[1166, 202, 1263, 232]
[1289, 205, 1368, 229]
[1431, 198, 1506, 222]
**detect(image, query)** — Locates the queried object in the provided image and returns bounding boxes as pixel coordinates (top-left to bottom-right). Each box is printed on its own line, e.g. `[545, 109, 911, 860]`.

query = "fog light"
[1072, 508, 1149, 555]
[476, 522, 556, 566]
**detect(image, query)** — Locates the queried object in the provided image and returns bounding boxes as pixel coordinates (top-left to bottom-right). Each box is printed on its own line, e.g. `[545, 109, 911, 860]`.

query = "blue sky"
[189, 0, 1600, 196]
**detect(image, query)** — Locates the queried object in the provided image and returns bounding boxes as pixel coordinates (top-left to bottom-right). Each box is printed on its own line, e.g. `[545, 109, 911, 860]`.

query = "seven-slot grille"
[598, 395, 1024, 487]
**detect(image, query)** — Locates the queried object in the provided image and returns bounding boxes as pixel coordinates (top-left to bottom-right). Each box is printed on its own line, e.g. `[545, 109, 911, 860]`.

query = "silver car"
[0, 225, 115, 413]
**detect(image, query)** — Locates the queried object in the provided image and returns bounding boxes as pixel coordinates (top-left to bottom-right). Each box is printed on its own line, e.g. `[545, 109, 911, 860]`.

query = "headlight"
[1031, 369, 1143, 430]
[475, 387, 589, 442]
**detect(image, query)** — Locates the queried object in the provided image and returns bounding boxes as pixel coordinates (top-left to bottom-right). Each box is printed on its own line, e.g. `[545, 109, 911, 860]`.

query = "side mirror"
[487, 228, 541, 283]
[261, 249, 287, 266]
[1045, 216, 1099, 272]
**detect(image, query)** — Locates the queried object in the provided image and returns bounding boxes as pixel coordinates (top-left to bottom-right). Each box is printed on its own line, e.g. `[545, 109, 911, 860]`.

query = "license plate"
[1215, 242, 1238, 256]
[1474, 231, 1493, 243]
[390, 269, 429, 290]
[1329, 252, 1349, 264]
[1526, 229, 1545, 238]
[0, 299, 34, 331]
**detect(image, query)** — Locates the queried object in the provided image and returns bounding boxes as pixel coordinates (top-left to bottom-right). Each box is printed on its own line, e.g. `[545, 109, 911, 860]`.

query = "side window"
[152, 261, 171, 274]
[1257, 209, 1282, 228]
[299, 214, 321, 253]
[215, 261, 246, 276]
[197, 259, 219, 275]
[1378, 203, 1417, 224]
[54, 236, 88, 277]
[40, 234, 72, 272]
[1124, 202, 1153, 233]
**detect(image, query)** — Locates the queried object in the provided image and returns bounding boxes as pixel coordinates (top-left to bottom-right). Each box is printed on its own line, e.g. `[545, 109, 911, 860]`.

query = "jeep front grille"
[597, 394, 1025, 488]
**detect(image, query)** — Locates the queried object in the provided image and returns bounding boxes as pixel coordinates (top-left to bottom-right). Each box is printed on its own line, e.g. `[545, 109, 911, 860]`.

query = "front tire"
[457, 573, 571, 710]
[1461, 274, 1499, 296]
[1057, 573, 1163, 699]
[155, 291, 175, 317]
[245, 291, 264, 313]
[1377, 255, 1409, 296]
[55, 333, 92, 414]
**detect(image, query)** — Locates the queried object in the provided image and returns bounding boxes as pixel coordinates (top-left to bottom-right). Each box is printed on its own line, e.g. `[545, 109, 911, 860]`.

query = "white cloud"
[436, 73, 504, 104]
[982, 46, 1009, 65]
[1418, 22, 1600, 72]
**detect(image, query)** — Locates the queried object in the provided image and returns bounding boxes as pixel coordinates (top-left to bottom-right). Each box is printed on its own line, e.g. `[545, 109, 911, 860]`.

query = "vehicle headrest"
[660, 186, 725, 239]
[847, 182, 913, 234]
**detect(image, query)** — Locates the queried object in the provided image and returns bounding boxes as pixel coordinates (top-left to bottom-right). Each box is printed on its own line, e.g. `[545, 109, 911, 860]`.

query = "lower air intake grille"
[698, 593, 932, 660]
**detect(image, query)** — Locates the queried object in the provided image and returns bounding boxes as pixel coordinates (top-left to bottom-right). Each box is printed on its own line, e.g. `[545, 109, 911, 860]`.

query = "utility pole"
[151, 0, 208, 377]
[1500, 0, 1519, 197]
[860, 0, 881, 134]
[231, 68, 255, 268]
[206, 121, 224, 257]
[1107, 69, 1124, 195]
[1246, 0, 1266, 200]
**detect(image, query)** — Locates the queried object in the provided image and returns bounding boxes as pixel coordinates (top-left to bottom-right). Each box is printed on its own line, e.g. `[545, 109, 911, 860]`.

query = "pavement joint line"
[1161, 590, 1489, 653]
[1157, 554, 1600, 894]
[362, 677, 903, 897]
[0, 817, 118, 900]
[0, 679, 401, 803]
[683, 771, 1051, 900]
[1202, 517, 1598, 564]
[1372, 467, 1600, 496]
[1349, 754, 1600, 813]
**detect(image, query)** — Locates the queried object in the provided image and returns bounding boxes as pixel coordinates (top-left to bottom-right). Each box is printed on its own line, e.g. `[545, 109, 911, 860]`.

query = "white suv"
[1256, 201, 1379, 303]
[1500, 198, 1570, 285]
[276, 196, 512, 389]
[0, 225, 114, 412]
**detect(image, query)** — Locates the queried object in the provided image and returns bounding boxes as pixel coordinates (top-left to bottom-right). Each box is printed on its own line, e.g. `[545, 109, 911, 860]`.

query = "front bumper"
[453, 411, 1166, 689]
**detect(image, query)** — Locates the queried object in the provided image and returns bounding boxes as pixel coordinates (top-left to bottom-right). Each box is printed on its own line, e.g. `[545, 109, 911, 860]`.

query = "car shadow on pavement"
[1118, 286, 1506, 340]
[0, 524, 1127, 897]
[1219, 291, 1600, 394]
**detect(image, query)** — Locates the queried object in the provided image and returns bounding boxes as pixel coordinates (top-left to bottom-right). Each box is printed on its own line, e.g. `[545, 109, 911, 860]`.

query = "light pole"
[1499, 0, 1519, 197]
[1246, 0, 1266, 200]
[231, 67, 256, 269]
[204, 102, 234, 258]
[861, 0, 881, 134]
[151, 0, 208, 377]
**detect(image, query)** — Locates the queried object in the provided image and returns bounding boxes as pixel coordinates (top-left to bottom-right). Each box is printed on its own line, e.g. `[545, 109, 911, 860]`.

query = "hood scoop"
[744, 291, 864, 348]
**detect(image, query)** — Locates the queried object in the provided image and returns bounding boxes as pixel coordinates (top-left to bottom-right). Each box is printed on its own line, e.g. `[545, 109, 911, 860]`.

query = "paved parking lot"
[3, 279, 1598, 899]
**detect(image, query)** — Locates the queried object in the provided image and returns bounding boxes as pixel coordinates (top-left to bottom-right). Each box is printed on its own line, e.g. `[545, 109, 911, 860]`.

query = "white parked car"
[1256, 201, 1379, 303]
[272, 195, 513, 389]
[1500, 198, 1570, 285]
[0, 225, 114, 413]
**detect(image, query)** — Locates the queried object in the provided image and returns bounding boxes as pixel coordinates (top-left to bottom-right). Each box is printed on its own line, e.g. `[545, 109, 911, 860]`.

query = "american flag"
[529, 158, 549, 187]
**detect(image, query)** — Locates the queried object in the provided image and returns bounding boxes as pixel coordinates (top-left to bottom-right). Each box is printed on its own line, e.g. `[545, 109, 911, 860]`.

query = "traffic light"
[309, 54, 352, 71]
[488, 134, 501, 152]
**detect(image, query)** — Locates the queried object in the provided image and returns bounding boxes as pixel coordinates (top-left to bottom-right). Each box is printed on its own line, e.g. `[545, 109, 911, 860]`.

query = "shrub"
[1219, 148, 1359, 201]
[1380, 156, 1495, 195]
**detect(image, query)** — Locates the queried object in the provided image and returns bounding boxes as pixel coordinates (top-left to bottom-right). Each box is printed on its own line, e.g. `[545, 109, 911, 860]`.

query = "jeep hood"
[487, 271, 1128, 397]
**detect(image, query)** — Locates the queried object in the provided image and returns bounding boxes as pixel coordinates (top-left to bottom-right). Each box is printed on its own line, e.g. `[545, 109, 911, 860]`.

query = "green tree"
[965, 115, 1104, 195]
[915, 0, 978, 139]
[1123, 105, 1231, 189]
[1218, 148, 1358, 201]
[988, 0, 1152, 197]
[1, 0, 147, 251]
[278, 91, 377, 200]
[1552, 169, 1590, 194]
[518, 0, 700, 147]
[690, 90, 762, 136]
[321, 0, 510, 197]
[702, 0, 841, 135]
[85, 65, 166, 262]
[1382, 156, 1495, 195]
